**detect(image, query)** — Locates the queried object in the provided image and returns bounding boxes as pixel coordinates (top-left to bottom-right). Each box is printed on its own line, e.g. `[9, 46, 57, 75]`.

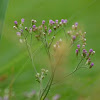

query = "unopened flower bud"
[54, 26, 56, 30]
[92, 51, 95, 55]
[84, 32, 86, 34]
[82, 45, 85, 48]
[67, 31, 71, 35]
[76, 49, 79, 56]
[13, 26, 17, 29]
[25, 27, 28, 30]
[83, 49, 87, 57]
[83, 38, 86, 42]
[57, 25, 59, 28]
[45, 26, 47, 32]
[43, 32, 46, 35]
[32, 19, 36, 24]
[87, 58, 91, 65]
[76, 32, 79, 37]
[59, 22, 62, 26]
[72, 25, 75, 29]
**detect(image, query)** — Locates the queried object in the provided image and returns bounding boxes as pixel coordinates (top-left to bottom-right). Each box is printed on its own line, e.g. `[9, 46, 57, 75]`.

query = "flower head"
[21, 18, 24, 23]
[49, 20, 53, 25]
[42, 20, 45, 25]
[48, 29, 52, 34]
[55, 20, 58, 24]
[83, 49, 87, 57]
[90, 62, 94, 68]
[64, 19, 67, 23]
[72, 35, 76, 41]
[77, 44, 80, 49]
[61, 19, 65, 23]
[75, 22, 78, 26]
[16, 32, 21, 36]
[89, 49, 93, 53]
[14, 21, 18, 25]
[76, 49, 79, 56]
[33, 25, 36, 29]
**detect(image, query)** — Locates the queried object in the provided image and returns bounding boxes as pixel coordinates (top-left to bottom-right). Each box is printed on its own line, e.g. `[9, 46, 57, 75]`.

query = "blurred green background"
[0, 0, 100, 100]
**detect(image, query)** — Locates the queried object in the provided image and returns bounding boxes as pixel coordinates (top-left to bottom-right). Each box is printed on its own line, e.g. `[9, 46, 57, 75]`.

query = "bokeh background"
[0, 0, 100, 100]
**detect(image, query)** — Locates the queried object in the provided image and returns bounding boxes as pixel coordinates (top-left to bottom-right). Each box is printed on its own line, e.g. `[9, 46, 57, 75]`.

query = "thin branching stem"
[52, 58, 84, 85]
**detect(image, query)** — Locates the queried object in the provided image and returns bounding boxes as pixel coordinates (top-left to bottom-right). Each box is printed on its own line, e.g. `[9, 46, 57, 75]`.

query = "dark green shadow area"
[0, 0, 9, 41]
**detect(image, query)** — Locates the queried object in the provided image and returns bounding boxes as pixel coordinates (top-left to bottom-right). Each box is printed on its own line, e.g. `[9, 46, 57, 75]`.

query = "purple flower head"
[42, 20, 45, 25]
[33, 25, 36, 28]
[55, 20, 58, 24]
[76, 49, 78, 53]
[91, 63, 94, 66]
[85, 50, 87, 54]
[61, 19, 65, 23]
[64, 19, 67, 23]
[48, 29, 52, 34]
[83, 49, 86, 53]
[77, 44, 80, 49]
[90, 62, 94, 68]
[14, 21, 18, 25]
[49, 20, 53, 24]
[83, 49, 86, 52]
[21, 18, 24, 23]
[89, 49, 93, 53]
[83, 49, 87, 57]
[53, 94, 60, 100]
[20, 29, 23, 33]
[52, 21, 55, 24]
[72, 35, 76, 41]
[75, 22, 78, 26]
[16, 32, 21, 36]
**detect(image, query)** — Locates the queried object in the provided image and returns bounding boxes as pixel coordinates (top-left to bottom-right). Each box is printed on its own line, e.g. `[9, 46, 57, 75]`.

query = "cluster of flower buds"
[75, 43, 95, 68]
[53, 38, 62, 51]
[13, 18, 68, 43]
[67, 22, 80, 44]
[35, 69, 48, 83]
